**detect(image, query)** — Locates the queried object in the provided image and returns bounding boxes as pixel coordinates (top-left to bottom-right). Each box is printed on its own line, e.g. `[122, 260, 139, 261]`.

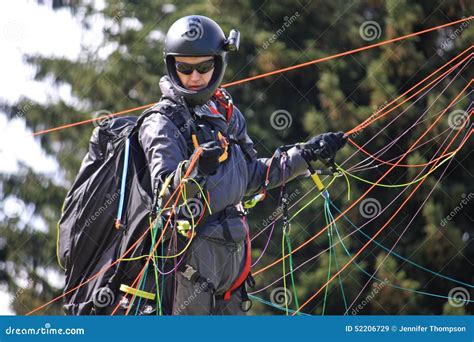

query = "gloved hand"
[191, 141, 223, 176]
[301, 131, 347, 162]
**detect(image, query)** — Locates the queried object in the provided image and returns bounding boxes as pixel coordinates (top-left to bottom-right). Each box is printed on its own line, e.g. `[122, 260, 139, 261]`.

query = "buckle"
[176, 220, 195, 239]
[181, 264, 198, 282]
[240, 299, 252, 312]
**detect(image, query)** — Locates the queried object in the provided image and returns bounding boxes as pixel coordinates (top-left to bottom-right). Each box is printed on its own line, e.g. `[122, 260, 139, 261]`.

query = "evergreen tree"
[1, 0, 472, 315]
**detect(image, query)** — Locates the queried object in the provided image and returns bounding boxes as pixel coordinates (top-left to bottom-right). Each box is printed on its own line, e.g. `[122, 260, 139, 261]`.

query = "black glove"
[191, 141, 223, 176]
[301, 131, 347, 162]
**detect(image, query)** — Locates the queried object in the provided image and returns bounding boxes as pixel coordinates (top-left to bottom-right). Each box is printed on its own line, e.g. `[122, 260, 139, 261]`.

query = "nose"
[190, 70, 201, 81]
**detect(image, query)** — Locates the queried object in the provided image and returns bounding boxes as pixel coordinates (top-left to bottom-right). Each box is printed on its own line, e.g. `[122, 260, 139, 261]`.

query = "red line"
[254, 80, 473, 279]
[294, 107, 473, 315]
[30, 18, 472, 137]
[222, 18, 472, 87]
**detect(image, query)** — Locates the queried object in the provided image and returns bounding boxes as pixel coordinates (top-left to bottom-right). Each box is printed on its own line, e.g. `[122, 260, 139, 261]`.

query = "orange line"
[25, 18, 473, 314]
[348, 138, 457, 168]
[253, 80, 473, 278]
[346, 50, 472, 167]
[347, 48, 473, 135]
[222, 17, 472, 88]
[112, 148, 203, 315]
[32, 103, 156, 137]
[30, 18, 472, 137]
[26, 151, 202, 315]
[293, 108, 473, 315]
[26, 184, 183, 315]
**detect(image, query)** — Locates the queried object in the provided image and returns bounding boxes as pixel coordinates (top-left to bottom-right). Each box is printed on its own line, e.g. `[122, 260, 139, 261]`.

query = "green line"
[289, 177, 336, 222]
[321, 201, 332, 315]
[335, 152, 455, 188]
[285, 231, 301, 314]
[326, 200, 348, 312]
[282, 233, 289, 315]
[150, 218, 162, 315]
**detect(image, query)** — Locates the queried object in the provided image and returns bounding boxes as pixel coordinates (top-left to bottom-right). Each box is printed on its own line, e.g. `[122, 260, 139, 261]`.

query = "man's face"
[174, 56, 214, 91]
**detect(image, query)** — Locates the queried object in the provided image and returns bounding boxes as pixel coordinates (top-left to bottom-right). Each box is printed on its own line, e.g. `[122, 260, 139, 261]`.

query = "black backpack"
[57, 98, 193, 315]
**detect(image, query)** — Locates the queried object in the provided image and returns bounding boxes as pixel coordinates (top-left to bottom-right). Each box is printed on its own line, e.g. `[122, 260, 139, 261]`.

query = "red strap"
[208, 102, 220, 115]
[223, 216, 251, 300]
[213, 88, 234, 122]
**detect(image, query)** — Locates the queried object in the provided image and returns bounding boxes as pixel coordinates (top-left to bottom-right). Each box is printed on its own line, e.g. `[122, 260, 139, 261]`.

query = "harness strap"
[214, 88, 234, 123]
[223, 213, 252, 301]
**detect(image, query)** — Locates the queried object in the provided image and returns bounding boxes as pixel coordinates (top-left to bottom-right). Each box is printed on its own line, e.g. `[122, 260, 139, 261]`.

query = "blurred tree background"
[1, 0, 472, 315]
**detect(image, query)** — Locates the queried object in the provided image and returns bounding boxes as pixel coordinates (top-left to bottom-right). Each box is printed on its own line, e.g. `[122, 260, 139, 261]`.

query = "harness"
[153, 88, 254, 311]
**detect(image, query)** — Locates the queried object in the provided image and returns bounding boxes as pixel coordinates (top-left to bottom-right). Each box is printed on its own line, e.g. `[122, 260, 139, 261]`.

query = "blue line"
[248, 295, 311, 316]
[116, 138, 130, 222]
[324, 199, 349, 311]
[328, 200, 473, 289]
[325, 199, 474, 310]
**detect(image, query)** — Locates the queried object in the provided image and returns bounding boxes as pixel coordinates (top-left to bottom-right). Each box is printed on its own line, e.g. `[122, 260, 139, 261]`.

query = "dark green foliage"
[1, 0, 472, 315]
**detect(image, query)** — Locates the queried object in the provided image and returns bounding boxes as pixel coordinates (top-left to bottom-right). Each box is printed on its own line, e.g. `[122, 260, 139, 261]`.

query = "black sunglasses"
[175, 59, 215, 75]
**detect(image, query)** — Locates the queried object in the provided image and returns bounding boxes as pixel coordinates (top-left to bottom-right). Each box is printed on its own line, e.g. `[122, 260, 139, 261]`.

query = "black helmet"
[164, 15, 240, 106]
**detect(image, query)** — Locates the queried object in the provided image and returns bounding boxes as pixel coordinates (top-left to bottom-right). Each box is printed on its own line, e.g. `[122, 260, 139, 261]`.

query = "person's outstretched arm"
[232, 106, 309, 197]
